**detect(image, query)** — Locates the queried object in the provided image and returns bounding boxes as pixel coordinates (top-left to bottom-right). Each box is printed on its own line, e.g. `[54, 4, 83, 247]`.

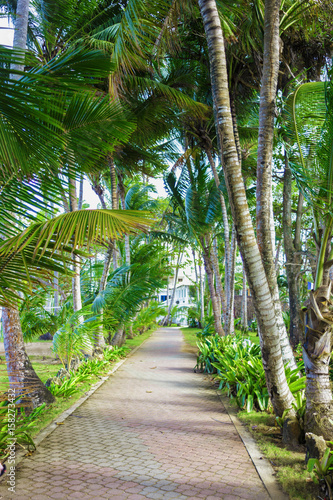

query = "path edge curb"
[12, 332, 153, 469]
[217, 392, 289, 500]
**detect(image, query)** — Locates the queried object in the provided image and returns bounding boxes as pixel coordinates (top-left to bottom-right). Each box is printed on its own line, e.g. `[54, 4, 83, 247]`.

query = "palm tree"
[92, 234, 169, 345]
[284, 78, 333, 439]
[197, 0, 296, 420]
[165, 158, 225, 336]
[0, 206, 154, 407]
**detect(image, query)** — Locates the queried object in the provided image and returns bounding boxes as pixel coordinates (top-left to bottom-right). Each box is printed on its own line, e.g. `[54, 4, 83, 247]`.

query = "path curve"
[1, 328, 270, 500]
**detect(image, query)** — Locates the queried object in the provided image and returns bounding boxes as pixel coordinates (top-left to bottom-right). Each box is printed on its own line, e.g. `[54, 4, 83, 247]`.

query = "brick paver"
[0, 328, 270, 499]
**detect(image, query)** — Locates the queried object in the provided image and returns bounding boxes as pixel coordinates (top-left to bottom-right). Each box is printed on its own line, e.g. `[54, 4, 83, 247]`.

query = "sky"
[0, 15, 168, 208]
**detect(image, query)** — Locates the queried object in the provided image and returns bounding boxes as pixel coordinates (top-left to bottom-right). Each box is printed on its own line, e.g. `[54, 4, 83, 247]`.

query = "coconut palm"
[284, 77, 333, 438]
[92, 235, 169, 345]
[165, 158, 225, 336]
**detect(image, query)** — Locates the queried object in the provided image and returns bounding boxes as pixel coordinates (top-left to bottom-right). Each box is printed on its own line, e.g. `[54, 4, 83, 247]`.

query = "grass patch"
[0, 359, 62, 392]
[125, 327, 157, 350]
[238, 411, 317, 500]
[181, 327, 202, 348]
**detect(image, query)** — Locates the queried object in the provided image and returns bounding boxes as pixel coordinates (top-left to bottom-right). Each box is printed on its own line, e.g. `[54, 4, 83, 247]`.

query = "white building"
[157, 261, 195, 325]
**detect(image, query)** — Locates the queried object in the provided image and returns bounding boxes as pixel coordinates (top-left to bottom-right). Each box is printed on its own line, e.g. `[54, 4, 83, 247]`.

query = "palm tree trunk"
[241, 262, 248, 329]
[199, 260, 204, 325]
[111, 326, 126, 346]
[211, 237, 227, 315]
[11, 0, 29, 79]
[192, 248, 200, 303]
[205, 148, 230, 320]
[201, 236, 224, 336]
[226, 224, 236, 335]
[54, 271, 59, 316]
[283, 154, 303, 347]
[163, 248, 183, 326]
[3, 306, 55, 409]
[198, 0, 295, 417]
[78, 174, 84, 210]
[69, 177, 82, 312]
[117, 173, 131, 267]
[302, 283, 333, 439]
[109, 155, 119, 269]
[252, 0, 297, 370]
[5, 0, 54, 410]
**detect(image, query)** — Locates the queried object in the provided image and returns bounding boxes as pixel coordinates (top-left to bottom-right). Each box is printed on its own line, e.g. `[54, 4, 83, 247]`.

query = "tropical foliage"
[1, 0, 333, 496]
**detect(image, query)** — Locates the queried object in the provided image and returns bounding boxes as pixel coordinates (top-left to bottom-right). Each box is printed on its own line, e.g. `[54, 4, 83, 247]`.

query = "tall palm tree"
[284, 78, 333, 439]
[197, 0, 296, 420]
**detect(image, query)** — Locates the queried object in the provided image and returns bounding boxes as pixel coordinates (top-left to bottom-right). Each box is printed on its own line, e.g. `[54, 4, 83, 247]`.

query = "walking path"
[1, 328, 271, 500]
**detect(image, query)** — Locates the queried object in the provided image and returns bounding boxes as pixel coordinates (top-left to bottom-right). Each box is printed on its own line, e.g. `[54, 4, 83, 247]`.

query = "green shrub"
[0, 399, 47, 460]
[196, 332, 305, 413]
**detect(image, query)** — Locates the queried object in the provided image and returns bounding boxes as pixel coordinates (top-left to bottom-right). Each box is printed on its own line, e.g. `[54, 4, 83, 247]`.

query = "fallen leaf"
[150, 367, 157, 369]
[146, 391, 152, 393]
[56, 422, 65, 425]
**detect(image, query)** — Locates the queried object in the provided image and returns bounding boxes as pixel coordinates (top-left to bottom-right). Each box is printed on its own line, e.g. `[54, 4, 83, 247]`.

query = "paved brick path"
[1, 328, 270, 500]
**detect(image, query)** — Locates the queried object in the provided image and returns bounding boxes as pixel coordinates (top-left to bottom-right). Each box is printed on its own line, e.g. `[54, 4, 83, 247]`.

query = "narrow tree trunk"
[69, 177, 82, 313]
[283, 155, 303, 346]
[54, 271, 59, 316]
[211, 237, 227, 317]
[201, 236, 224, 336]
[205, 148, 230, 321]
[11, 0, 30, 79]
[251, 0, 297, 369]
[192, 248, 200, 303]
[111, 326, 126, 346]
[198, 0, 295, 417]
[163, 249, 183, 326]
[226, 224, 236, 335]
[275, 240, 281, 272]
[3, 306, 55, 409]
[78, 174, 84, 210]
[118, 173, 131, 267]
[199, 260, 204, 325]
[241, 262, 248, 329]
[109, 156, 119, 269]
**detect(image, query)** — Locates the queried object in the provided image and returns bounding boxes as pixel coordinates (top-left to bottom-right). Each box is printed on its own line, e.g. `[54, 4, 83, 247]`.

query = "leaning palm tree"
[0, 208, 154, 408]
[0, 44, 154, 408]
[284, 78, 333, 439]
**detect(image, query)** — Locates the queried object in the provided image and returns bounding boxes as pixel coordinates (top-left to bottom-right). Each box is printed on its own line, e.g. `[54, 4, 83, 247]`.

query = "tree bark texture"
[302, 284, 333, 439]
[11, 0, 29, 78]
[211, 237, 227, 315]
[198, 0, 295, 416]
[69, 178, 82, 313]
[109, 156, 119, 270]
[226, 224, 236, 335]
[201, 236, 224, 336]
[253, 0, 297, 370]
[118, 173, 131, 267]
[111, 327, 126, 346]
[199, 261, 204, 325]
[3, 306, 55, 409]
[283, 157, 303, 346]
[205, 149, 229, 320]
[241, 262, 248, 329]
[192, 248, 200, 304]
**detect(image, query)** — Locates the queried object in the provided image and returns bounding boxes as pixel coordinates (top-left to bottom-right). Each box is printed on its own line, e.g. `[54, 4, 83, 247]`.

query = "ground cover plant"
[1, 0, 333, 497]
[185, 326, 332, 499]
